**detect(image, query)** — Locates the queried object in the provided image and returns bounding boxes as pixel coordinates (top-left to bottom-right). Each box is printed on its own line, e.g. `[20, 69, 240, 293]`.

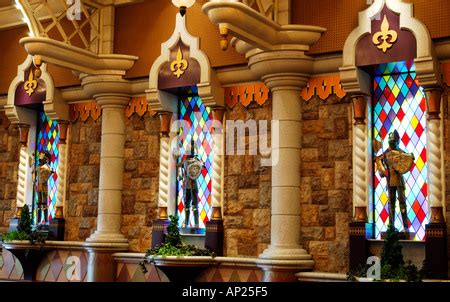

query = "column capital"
[56, 120, 70, 144]
[95, 94, 131, 108]
[156, 111, 174, 137]
[80, 74, 132, 106]
[424, 88, 443, 120]
[247, 49, 312, 91]
[350, 94, 369, 125]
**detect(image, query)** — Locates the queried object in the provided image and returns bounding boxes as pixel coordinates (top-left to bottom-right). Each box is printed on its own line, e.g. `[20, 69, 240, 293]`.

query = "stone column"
[152, 111, 173, 249]
[349, 94, 370, 271]
[424, 88, 447, 279]
[210, 106, 226, 219]
[259, 88, 307, 260]
[424, 88, 445, 222]
[248, 50, 313, 262]
[86, 94, 130, 243]
[351, 95, 369, 222]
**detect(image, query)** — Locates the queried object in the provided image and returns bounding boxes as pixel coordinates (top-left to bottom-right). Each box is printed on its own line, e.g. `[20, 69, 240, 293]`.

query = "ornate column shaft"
[86, 94, 130, 243]
[56, 121, 69, 213]
[157, 111, 174, 219]
[351, 95, 369, 222]
[425, 88, 445, 223]
[211, 106, 226, 220]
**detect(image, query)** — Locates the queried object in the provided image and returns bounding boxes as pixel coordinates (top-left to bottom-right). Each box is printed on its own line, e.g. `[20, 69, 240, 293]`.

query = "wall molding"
[225, 75, 347, 108]
[124, 96, 156, 118]
[300, 75, 347, 101]
[69, 101, 101, 122]
[70, 97, 157, 122]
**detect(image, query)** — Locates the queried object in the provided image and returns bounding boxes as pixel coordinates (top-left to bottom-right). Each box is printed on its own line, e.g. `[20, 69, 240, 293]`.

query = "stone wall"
[122, 114, 160, 252]
[223, 100, 272, 257]
[0, 125, 19, 233]
[300, 95, 353, 273]
[65, 117, 101, 241]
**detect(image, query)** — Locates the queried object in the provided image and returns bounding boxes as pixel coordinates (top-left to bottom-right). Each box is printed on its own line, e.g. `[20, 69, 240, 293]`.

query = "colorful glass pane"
[33, 112, 59, 224]
[177, 87, 213, 230]
[372, 60, 428, 241]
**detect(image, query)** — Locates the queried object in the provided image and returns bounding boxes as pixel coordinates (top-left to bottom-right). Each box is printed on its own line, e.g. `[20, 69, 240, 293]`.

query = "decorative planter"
[149, 256, 216, 282]
[2, 241, 49, 281]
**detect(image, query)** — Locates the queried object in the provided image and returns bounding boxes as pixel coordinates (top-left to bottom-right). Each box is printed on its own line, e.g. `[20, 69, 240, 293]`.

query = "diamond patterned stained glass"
[33, 112, 59, 224]
[372, 60, 428, 241]
[177, 88, 213, 230]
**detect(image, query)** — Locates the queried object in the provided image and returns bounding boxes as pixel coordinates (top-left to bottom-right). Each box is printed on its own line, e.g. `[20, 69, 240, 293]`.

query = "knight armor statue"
[177, 138, 205, 228]
[375, 130, 415, 234]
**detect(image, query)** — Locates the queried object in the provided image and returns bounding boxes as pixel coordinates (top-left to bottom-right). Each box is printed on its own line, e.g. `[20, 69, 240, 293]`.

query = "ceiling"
[0, 0, 14, 8]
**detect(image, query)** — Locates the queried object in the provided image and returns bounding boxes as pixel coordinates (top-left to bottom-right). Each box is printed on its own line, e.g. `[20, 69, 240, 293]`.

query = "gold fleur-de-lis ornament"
[372, 15, 398, 53]
[24, 68, 38, 96]
[23, 56, 42, 96]
[170, 47, 189, 78]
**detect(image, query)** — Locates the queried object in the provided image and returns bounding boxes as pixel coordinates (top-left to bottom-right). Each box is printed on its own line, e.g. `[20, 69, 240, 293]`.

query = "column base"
[86, 231, 129, 244]
[256, 258, 314, 282]
[349, 221, 369, 272]
[205, 220, 224, 256]
[151, 219, 170, 249]
[259, 245, 313, 261]
[425, 222, 448, 279]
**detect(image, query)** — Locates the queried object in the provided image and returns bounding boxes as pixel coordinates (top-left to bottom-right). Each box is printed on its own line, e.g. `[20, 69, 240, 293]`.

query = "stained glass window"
[33, 112, 59, 224]
[372, 60, 428, 241]
[177, 86, 213, 231]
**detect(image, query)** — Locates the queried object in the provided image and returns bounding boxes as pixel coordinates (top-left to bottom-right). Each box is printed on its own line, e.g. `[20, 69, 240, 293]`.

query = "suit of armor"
[34, 151, 54, 224]
[376, 131, 414, 232]
[177, 139, 205, 228]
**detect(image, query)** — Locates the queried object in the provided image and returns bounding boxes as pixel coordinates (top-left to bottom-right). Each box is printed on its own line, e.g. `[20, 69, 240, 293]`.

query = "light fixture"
[172, 0, 195, 17]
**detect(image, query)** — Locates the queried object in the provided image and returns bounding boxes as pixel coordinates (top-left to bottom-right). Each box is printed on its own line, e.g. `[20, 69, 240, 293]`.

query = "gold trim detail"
[170, 47, 189, 78]
[426, 229, 444, 238]
[349, 227, 366, 236]
[372, 15, 398, 53]
[24, 69, 38, 96]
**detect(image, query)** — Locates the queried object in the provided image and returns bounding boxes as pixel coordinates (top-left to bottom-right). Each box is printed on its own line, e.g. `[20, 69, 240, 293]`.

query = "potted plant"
[347, 224, 429, 282]
[1, 204, 48, 281]
[140, 215, 215, 282]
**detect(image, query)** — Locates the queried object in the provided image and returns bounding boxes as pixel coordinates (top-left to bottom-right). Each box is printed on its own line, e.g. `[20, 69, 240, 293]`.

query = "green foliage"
[18, 205, 32, 234]
[2, 205, 46, 245]
[164, 215, 182, 247]
[140, 215, 214, 273]
[379, 225, 425, 281]
[347, 225, 427, 282]
[2, 230, 30, 241]
[145, 215, 214, 258]
[380, 224, 404, 269]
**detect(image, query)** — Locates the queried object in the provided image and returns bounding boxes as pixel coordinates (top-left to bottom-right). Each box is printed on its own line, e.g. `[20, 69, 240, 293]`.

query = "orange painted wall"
[292, 0, 450, 54]
[114, 0, 246, 79]
[0, 26, 80, 95]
